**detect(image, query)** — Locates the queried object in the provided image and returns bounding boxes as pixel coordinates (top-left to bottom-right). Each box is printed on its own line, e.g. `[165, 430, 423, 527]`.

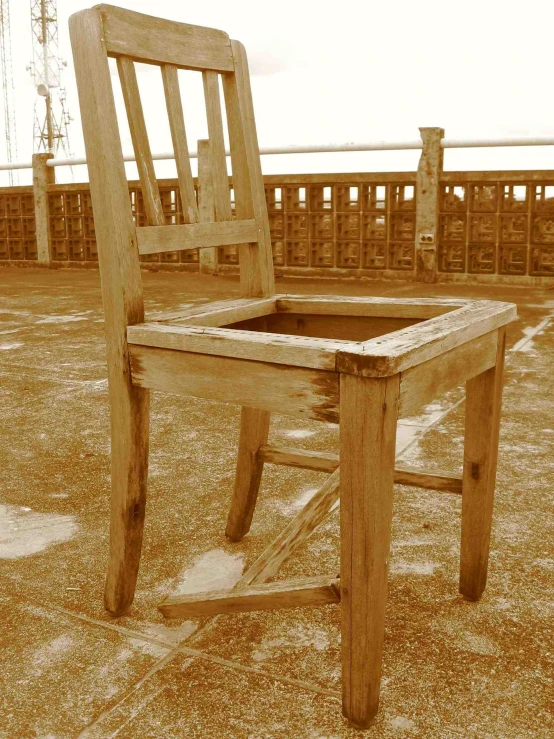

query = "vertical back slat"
[197, 139, 218, 274]
[222, 41, 275, 297]
[202, 70, 232, 221]
[117, 56, 165, 226]
[161, 65, 199, 224]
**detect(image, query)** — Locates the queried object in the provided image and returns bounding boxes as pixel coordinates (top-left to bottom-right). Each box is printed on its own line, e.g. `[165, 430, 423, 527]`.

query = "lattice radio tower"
[0, 0, 18, 184]
[28, 0, 72, 156]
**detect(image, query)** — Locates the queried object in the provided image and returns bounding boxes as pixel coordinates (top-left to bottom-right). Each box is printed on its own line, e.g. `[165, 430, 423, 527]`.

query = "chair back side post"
[222, 41, 275, 297]
[69, 8, 144, 361]
[69, 5, 275, 353]
[70, 9, 152, 618]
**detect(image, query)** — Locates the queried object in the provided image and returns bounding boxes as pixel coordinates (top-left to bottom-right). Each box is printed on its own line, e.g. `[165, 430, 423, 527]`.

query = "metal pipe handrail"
[45, 140, 426, 168]
[442, 136, 554, 149]
[0, 160, 34, 171]
[2, 135, 554, 171]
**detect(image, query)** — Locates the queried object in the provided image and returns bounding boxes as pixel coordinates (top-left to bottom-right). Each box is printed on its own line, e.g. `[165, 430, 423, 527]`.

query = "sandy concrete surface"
[0, 267, 552, 738]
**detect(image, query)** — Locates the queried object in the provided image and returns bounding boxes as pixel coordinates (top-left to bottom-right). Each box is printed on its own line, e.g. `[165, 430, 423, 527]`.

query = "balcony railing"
[1, 131, 554, 283]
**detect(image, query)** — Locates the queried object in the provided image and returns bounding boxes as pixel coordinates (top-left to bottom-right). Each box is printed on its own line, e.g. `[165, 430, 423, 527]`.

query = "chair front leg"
[104, 379, 150, 616]
[340, 372, 399, 729]
[460, 328, 506, 601]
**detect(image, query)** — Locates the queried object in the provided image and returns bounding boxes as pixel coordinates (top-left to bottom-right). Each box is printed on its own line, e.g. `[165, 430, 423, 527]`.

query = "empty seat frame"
[70, 5, 516, 728]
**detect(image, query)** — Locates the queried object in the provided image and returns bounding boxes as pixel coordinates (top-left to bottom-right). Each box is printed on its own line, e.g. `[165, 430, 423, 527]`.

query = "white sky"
[3, 0, 554, 186]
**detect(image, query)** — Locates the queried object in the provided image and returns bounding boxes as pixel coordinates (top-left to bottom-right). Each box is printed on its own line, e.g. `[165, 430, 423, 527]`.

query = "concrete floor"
[0, 267, 553, 739]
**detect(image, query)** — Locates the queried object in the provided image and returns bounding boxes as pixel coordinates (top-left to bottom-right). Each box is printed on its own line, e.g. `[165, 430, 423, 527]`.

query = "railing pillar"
[32, 153, 54, 265]
[415, 127, 444, 283]
[197, 139, 218, 275]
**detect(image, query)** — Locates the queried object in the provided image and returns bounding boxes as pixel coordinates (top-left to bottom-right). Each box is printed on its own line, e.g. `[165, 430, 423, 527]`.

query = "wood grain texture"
[226, 407, 270, 542]
[69, 8, 150, 617]
[197, 139, 218, 273]
[136, 219, 258, 255]
[159, 576, 340, 618]
[399, 330, 498, 417]
[99, 4, 233, 71]
[238, 468, 341, 587]
[276, 295, 469, 318]
[148, 297, 276, 326]
[161, 64, 198, 224]
[340, 373, 399, 728]
[259, 445, 339, 473]
[117, 56, 164, 226]
[259, 446, 462, 494]
[127, 323, 346, 370]
[202, 70, 232, 223]
[337, 300, 516, 377]
[460, 328, 507, 601]
[394, 465, 462, 494]
[129, 345, 339, 423]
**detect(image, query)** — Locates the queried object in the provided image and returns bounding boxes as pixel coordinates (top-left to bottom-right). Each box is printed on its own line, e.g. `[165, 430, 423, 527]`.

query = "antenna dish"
[37, 83, 48, 97]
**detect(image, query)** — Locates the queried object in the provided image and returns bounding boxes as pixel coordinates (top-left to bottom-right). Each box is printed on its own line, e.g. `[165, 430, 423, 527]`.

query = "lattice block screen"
[0, 190, 37, 260]
[0, 180, 414, 270]
[439, 181, 554, 276]
[43, 185, 200, 264]
[5, 175, 554, 279]
[258, 182, 416, 271]
[205, 181, 415, 271]
[9, 179, 414, 271]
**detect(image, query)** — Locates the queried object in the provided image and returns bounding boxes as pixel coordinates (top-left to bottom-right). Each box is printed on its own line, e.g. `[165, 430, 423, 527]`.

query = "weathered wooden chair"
[70, 5, 516, 728]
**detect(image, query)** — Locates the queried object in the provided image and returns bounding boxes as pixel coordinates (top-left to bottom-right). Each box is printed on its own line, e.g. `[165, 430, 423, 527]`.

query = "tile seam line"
[12, 595, 339, 736]
[3, 590, 177, 649]
[96, 687, 166, 739]
[1, 592, 176, 739]
[0, 381, 107, 414]
[397, 396, 466, 459]
[509, 313, 553, 353]
[19, 595, 341, 700]
[76, 658, 175, 738]
[0, 371, 107, 388]
[397, 319, 545, 459]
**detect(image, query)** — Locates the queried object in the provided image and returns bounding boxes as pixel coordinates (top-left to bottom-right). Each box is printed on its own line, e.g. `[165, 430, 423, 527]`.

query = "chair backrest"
[69, 4, 275, 336]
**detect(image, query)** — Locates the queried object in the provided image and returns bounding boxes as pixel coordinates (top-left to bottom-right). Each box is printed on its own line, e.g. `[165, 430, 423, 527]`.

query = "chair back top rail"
[97, 4, 234, 71]
[70, 4, 275, 319]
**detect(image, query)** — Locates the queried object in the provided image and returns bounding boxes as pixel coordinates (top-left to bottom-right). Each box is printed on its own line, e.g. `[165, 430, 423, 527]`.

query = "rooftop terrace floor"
[1, 267, 553, 738]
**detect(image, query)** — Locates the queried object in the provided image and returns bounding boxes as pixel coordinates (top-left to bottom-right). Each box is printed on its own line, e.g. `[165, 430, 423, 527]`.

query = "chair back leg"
[226, 407, 271, 542]
[104, 384, 150, 616]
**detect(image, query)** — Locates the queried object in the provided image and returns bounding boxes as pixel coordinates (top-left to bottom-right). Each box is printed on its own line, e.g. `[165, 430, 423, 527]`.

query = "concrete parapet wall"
[1, 165, 554, 284]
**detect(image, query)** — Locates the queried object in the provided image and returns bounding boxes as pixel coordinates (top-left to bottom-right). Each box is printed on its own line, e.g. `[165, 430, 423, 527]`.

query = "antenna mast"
[0, 0, 18, 184]
[28, 0, 72, 156]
